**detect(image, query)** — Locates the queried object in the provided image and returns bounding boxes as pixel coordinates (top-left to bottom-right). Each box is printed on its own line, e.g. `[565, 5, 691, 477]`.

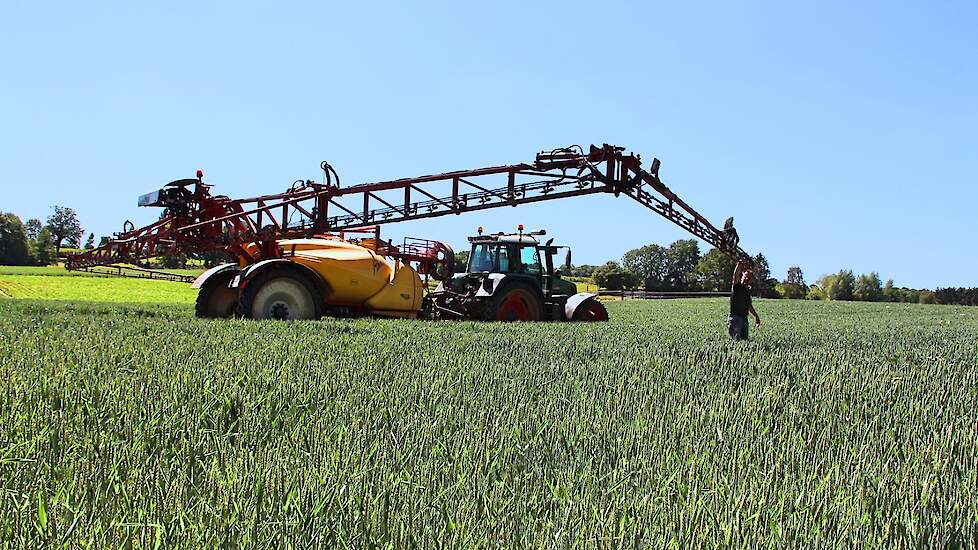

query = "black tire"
[239, 269, 323, 321]
[195, 271, 239, 319]
[571, 298, 609, 322]
[484, 282, 543, 322]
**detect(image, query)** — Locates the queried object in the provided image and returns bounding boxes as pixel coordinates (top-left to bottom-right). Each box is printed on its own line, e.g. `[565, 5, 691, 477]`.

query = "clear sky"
[1, 1, 975, 288]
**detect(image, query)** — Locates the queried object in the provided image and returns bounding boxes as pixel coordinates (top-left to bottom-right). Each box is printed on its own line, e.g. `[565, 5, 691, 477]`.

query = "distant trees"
[694, 248, 735, 292]
[567, 264, 598, 278]
[32, 229, 57, 265]
[780, 267, 807, 299]
[751, 253, 779, 298]
[453, 250, 470, 273]
[0, 213, 33, 265]
[84, 232, 95, 250]
[622, 243, 668, 290]
[591, 261, 637, 290]
[665, 240, 700, 291]
[853, 272, 883, 302]
[934, 287, 978, 306]
[817, 270, 855, 301]
[45, 206, 83, 256]
[25, 218, 42, 241]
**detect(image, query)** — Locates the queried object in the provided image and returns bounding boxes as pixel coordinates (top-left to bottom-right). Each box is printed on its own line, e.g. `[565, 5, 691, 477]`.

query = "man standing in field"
[729, 259, 761, 341]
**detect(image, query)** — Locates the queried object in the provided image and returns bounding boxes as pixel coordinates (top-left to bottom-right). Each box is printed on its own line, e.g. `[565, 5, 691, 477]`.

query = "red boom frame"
[66, 144, 749, 276]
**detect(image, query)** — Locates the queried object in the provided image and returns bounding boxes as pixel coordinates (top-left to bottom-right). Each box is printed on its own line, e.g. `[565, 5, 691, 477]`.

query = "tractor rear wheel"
[572, 298, 609, 322]
[485, 283, 543, 322]
[195, 271, 239, 318]
[240, 270, 323, 321]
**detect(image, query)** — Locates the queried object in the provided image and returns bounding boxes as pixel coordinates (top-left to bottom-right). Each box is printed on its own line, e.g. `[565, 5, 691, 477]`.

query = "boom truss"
[66, 144, 749, 272]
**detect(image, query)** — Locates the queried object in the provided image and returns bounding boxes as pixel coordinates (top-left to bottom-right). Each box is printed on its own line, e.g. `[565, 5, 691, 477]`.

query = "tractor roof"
[468, 232, 541, 245]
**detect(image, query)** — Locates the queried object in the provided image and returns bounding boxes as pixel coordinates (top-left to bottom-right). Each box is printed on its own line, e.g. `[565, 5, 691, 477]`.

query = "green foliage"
[665, 239, 700, 291]
[622, 243, 668, 290]
[0, 298, 976, 546]
[45, 205, 83, 254]
[32, 228, 57, 266]
[568, 264, 598, 278]
[453, 249, 470, 273]
[591, 261, 636, 290]
[806, 284, 826, 301]
[84, 232, 95, 249]
[781, 267, 807, 299]
[853, 272, 883, 302]
[694, 248, 735, 292]
[0, 213, 33, 266]
[24, 218, 42, 241]
[818, 270, 855, 301]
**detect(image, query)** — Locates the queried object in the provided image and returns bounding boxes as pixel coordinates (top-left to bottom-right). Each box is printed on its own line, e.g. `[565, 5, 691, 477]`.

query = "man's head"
[740, 269, 754, 286]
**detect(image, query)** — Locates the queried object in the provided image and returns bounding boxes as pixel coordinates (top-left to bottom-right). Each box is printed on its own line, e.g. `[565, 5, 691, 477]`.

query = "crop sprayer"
[66, 144, 751, 321]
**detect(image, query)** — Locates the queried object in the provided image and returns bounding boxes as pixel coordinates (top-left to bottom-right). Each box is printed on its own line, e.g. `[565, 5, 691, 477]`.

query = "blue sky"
[1, 1, 975, 288]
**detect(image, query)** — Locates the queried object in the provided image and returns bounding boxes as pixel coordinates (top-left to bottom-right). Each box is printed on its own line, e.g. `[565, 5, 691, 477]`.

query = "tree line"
[0, 208, 92, 266]
[1, 209, 974, 306]
[570, 239, 977, 306]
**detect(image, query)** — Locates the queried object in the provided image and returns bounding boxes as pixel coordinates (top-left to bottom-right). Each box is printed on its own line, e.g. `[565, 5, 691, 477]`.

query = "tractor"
[422, 226, 608, 322]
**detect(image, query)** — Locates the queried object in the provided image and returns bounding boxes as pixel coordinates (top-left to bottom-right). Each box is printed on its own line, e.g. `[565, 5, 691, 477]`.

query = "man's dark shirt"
[730, 283, 752, 317]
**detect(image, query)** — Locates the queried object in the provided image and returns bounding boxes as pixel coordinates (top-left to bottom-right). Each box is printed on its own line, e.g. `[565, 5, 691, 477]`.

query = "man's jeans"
[728, 314, 749, 341]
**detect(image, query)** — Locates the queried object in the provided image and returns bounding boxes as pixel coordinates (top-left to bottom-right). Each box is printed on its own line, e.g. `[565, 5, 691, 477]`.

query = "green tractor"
[421, 227, 608, 322]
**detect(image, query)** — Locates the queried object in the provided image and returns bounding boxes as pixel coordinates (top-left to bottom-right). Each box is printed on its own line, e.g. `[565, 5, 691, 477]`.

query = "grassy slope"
[1, 295, 976, 547]
[0, 274, 196, 304]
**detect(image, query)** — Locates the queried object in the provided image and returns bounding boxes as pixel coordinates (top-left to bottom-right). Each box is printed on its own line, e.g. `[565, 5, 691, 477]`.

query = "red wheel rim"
[576, 301, 608, 321]
[497, 292, 532, 321]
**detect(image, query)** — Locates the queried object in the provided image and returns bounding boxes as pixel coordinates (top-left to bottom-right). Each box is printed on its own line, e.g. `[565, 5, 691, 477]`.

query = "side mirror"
[564, 249, 572, 270]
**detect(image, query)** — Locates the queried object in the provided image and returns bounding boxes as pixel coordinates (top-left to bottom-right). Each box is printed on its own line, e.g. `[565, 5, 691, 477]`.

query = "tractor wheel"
[572, 298, 609, 322]
[485, 283, 543, 322]
[195, 271, 239, 318]
[239, 270, 323, 321]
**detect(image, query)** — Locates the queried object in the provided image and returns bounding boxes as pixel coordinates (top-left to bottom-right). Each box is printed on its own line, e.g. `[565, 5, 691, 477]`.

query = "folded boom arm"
[66, 144, 750, 273]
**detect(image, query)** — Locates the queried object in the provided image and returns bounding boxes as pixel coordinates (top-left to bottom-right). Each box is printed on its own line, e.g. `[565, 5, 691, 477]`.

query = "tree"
[98, 236, 110, 247]
[781, 266, 807, 299]
[665, 239, 700, 291]
[569, 264, 598, 278]
[806, 284, 826, 301]
[819, 270, 855, 301]
[453, 250, 470, 273]
[25, 218, 43, 241]
[882, 279, 897, 302]
[32, 228, 57, 265]
[45, 206, 83, 256]
[0, 213, 32, 265]
[853, 272, 883, 302]
[592, 261, 637, 290]
[694, 248, 735, 292]
[751, 252, 779, 297]
[622, 243, 669, 290]
[84, 232, 95, 249]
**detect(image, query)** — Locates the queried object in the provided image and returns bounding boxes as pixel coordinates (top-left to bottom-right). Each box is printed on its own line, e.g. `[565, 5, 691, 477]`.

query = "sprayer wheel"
[240, 270, 322, 321]
[195, 271, 239, 318]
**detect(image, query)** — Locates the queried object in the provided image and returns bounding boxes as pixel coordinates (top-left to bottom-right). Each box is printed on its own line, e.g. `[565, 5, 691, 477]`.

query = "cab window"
[469, 244, 496, 272]
[520, 246, 542, 276]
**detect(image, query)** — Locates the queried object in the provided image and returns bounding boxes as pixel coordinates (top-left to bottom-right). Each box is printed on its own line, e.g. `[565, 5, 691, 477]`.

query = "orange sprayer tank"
[243, 237, 423, 317]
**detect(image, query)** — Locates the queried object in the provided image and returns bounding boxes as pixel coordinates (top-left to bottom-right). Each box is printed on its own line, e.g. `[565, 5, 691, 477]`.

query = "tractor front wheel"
[195, 271, 239, 318]
[572, 298, 609, 322]
[240, 270, 323, 321]
[485, 283, 543, 322]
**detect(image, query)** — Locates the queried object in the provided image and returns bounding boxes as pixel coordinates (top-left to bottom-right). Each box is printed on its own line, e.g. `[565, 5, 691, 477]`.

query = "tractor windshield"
[468, 244, 497, 272]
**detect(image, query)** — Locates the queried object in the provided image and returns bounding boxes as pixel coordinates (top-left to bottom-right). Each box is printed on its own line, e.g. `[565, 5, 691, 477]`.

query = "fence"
[597, 290, 730, 300]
